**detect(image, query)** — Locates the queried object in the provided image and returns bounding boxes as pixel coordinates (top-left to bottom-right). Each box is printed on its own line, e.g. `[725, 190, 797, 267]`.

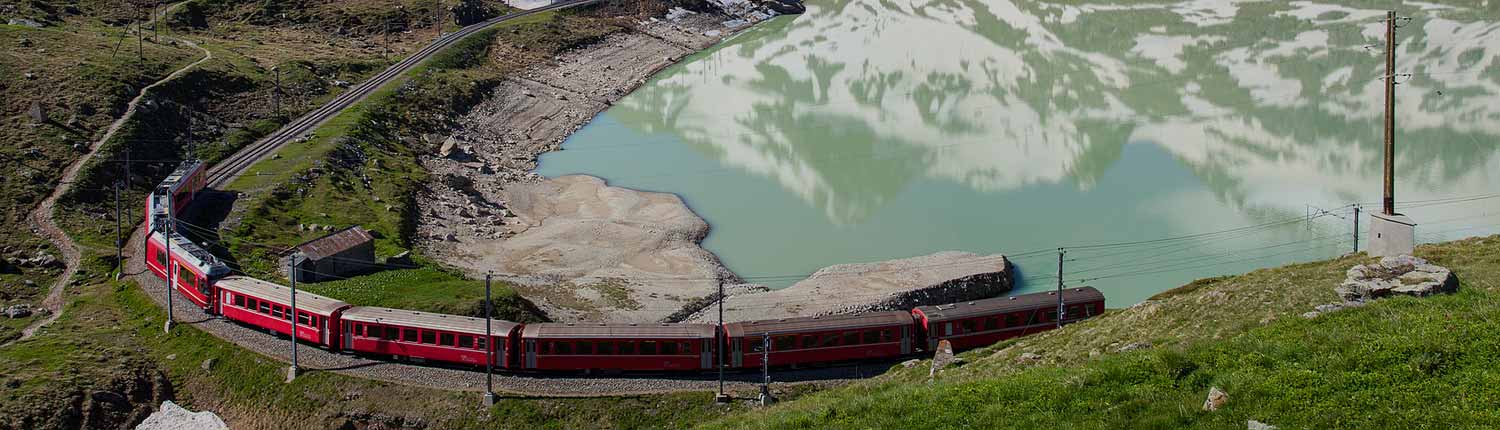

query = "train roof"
[215, 276, 350, 315]
[723, 311, 914, 338]
[150, 231, 231, 277]
[159, 160, 204, 193]
[913, 287, 1105, 323]
[341, 306, 519, 336]
[520, 323, 716, 340]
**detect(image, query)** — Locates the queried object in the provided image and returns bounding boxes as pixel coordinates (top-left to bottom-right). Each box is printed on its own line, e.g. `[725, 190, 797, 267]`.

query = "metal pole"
[715, 280, 729, 403]
[115, 182, 122, 278]
[1354, 205, 1361, 254]
[1383, 10, 1397, 216]
[164, 189, 174, 333]
[273, 66, 282, 119]
[1056, 248, 1065, 329]
[288, 253, 299, 381]
[484, 272, 496, 407]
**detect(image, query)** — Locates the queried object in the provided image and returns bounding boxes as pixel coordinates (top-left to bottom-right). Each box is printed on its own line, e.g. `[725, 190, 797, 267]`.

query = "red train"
[143, 161, 1107, 373]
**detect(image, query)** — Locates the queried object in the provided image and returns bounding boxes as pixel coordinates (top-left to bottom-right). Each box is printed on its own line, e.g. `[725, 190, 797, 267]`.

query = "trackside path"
[3, 39, 214, 347]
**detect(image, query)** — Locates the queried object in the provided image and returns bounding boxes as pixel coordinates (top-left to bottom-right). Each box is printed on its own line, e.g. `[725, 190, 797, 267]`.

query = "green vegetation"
[299, 266, 547, 321]
[698, 236, 1500, 429]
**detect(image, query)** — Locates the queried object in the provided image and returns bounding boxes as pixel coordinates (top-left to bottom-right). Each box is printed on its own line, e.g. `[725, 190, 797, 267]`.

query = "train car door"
[524, 340, 538, 369]
[901, 326, 912, 354]
[701, 339, 713, 370]
[342, 322, 353, 350]
[731, 338, 742, 368]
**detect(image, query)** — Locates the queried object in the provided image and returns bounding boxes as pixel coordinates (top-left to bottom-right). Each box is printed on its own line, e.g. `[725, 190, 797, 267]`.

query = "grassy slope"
[0, 22, 197, 343]
[699, 236, 1500, 429]
[221, 10, 626, 316]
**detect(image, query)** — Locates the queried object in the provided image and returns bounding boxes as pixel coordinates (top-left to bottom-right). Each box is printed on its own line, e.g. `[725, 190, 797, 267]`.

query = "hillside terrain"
[699, 236, 1500, 429]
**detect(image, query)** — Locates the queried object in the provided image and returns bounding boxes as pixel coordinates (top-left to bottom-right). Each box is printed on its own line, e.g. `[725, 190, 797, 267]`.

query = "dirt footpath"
[418, 13, 754, 323]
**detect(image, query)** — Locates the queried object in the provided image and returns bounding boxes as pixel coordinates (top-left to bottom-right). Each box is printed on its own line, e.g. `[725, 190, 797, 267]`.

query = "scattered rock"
[135, 401, 227, 430]
[7, 18, 44, 28]
[900, 359, 920, 369]
[1116, 341, 1150, 353]
[386, 251, 416, 268]
[200, 358, 215, 371]
[1203, 387, 1228, 411]
[1248, 420, 1278, 430]
[165, 354, 176, 361]
[1301, 311, 1321, 319]
[5, 304, 31, 319]
[1016, 352, 1042, 363]
[929, 340, 956, 377]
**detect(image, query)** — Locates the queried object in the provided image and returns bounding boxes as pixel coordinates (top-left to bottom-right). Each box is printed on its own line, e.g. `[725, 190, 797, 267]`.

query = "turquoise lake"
[538, 0, 1500, 305]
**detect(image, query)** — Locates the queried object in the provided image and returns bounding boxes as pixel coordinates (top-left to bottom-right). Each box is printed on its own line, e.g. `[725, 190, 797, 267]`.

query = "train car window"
[825, 334, 842, 348]
[619, 342, 635, 355]
[640, 341, 657, 355]
[260, 302, 271, 314]
[577, 342, 593, 355]
[1043, 311, 1058, 322]
[178, 267, 194, 288]
[961, 320, 976, 334]
[271, 306, 282, 319]
[863, 330, 880, 344]
[233, 294, 245, 307]
[296, 313, 311, 326]
[440, 333, 455, 346]
[775, 336, 795, 351]
[661, 342, 677, 355]
[843, 332, 859, 345]
[749, 339, 766, 353]
[354, 324, 364, 337]
[477, 338, 487, 350]
[1068, 305, 1084, 318]
[879, 329, 893, 343]
[153, 250, 166, 268]
[421, 331, 436, 344]
[1006, 313, 1023, 327]
[383, 326, 399, 341]
[398, 329, 413, 343]
[984, 317, 999, 331]
[556, 342, 573, 355]
[681, 341, 693, 354]
[800, 335, 815, 349]
[459, 336, 474, 348]
[596, 342, 614, 355]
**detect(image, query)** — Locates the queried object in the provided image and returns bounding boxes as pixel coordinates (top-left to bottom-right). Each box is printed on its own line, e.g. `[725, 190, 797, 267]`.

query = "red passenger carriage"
[340, 306, 519, 368]
[215, 276, 351, 347]
[723, 311, 914, 369]
[145, 231, 231, 309]
[519, 323, 716, 371]
[912, 287, 1106, 351]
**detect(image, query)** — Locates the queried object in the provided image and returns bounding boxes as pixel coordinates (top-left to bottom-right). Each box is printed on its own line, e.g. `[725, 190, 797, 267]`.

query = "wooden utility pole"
[164, 189, 174, 333]
[1382, 10, 1397, 216]
[715, 280, 729, 403]
[484, 272, 497, 407]
[288, 253, 300, 382]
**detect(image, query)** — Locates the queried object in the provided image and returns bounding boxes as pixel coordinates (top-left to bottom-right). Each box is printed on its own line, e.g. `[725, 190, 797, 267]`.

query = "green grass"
[697, 236, 1500, 429]
[298, 266, 546, 322]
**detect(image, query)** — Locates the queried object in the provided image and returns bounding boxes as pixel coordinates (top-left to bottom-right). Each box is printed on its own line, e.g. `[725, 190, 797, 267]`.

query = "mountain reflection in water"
[537, 0, 1500, 302]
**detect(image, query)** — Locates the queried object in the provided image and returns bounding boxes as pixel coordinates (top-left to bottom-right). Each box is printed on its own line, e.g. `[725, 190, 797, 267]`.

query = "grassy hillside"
[699, 236, 1500, 429]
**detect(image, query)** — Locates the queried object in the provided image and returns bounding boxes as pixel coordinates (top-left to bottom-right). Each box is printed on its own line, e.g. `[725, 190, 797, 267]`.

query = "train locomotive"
[144, 161, 1105, 373]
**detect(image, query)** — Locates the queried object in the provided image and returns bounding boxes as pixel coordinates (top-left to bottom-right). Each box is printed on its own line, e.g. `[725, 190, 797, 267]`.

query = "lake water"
[538, 0, 1500, 305]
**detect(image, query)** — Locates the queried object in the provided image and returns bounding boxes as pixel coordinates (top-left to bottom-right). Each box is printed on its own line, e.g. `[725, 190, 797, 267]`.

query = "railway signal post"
[484, 272, 497, 407]
[114, 181, 122, 279]
[1056, 248, 1065, 329]
[759, 333, 773, 406]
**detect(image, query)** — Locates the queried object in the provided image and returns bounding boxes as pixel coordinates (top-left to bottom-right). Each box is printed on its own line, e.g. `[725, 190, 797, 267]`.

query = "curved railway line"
[205, 0, 602, 188]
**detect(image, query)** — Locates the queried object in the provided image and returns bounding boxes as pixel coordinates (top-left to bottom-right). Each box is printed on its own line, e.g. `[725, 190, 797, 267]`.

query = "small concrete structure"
[1367, 213, 1416, 257]
[286, 226, 376, 283]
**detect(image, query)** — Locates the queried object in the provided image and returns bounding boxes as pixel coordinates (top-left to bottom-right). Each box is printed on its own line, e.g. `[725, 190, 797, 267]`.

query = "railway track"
[205, 0, 601, 188]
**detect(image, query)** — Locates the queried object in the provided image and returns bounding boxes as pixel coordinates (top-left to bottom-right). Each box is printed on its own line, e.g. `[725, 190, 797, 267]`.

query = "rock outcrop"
[686, 251, 1011, 322]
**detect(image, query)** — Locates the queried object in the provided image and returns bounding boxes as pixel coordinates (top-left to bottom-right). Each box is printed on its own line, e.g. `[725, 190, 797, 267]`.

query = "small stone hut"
[286, 226, 376, 283]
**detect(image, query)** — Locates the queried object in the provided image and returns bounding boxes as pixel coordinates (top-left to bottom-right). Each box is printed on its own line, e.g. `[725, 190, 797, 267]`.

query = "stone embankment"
[418, 10, 762, 322]
[686, 251, 1012, 323]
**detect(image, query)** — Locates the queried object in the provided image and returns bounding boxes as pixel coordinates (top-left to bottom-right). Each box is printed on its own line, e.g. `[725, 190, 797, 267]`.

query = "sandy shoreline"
[418, 10, 754, 323]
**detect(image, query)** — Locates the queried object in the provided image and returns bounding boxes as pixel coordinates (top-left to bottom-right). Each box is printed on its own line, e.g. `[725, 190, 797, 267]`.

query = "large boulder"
[1336, 255, 1457, 302]
[134, 401, 226, 430]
